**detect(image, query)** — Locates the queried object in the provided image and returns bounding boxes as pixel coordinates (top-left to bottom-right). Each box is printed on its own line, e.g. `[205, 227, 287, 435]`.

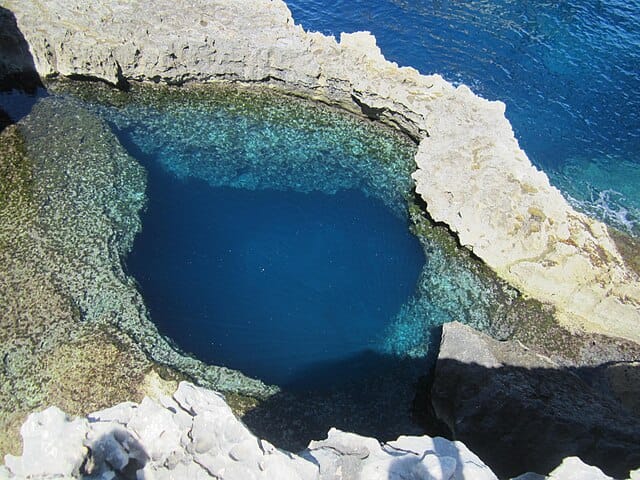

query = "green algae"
[0, 123, 154, 457]
[0, 125, 35, 244]
[48, 79, 418, 216]
[0, 105, 151, 457]
[610, 227, 640, 278]
[0, 92, 278, 456]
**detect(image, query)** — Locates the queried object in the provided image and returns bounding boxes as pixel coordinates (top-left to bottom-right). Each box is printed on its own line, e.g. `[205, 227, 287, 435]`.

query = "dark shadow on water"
[242, 331, 442, 454]
[0, 6, 46, 131]
[422, 359, 640, 479]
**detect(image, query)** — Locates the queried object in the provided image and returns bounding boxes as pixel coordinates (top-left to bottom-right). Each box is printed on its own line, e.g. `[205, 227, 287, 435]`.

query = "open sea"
[286, 0, 640, 234]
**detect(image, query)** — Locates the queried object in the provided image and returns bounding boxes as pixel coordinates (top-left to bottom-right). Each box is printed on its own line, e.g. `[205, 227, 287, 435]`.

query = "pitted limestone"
[3, 382, 499, 480]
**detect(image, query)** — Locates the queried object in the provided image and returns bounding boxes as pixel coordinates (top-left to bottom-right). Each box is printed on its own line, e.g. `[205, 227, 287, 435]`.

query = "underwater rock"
[2, 382, 499, 480]
[3, 0, 639, 343]
[0, 93, 279, 457]
[430, 322, 640, 478]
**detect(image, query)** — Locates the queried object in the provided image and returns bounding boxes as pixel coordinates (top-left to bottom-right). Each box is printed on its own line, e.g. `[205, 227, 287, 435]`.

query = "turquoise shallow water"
[286, 0, 640, 234]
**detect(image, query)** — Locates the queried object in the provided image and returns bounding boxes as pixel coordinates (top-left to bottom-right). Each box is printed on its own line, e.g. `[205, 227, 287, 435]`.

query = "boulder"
[429, 322, 640, 478]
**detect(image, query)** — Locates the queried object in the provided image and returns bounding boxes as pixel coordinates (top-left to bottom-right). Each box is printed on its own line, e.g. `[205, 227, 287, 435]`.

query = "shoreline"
[1, 1, 640, 477]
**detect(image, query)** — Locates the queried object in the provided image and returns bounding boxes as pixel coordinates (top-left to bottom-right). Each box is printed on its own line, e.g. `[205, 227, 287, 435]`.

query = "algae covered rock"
[0, 94, 273, 458]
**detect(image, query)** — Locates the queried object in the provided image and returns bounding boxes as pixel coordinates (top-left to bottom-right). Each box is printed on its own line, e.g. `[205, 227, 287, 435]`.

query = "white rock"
[387, 435, 497, 480]
[546, 457, 614, 480]
[1, 382, 503, 480]
[127, 397, 183, 464]
[304, 428, 498, 480]
[88, 402, 138, 424]
[6, 382, 635, 480]
[4, 407, 88, 477]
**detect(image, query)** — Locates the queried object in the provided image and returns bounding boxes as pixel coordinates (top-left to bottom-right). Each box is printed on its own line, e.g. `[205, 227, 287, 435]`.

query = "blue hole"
[126, 153, 425, 388]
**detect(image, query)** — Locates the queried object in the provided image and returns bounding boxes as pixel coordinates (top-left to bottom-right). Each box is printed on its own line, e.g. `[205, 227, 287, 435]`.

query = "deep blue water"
[286, 0, 640, 233]
[70, 86, 433, 389]
[126, 146, 424, 388]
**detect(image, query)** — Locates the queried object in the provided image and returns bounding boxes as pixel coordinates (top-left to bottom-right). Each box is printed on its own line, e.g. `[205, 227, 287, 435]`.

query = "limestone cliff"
[429, 322, 640, 478]
[2, 0, 638, 342]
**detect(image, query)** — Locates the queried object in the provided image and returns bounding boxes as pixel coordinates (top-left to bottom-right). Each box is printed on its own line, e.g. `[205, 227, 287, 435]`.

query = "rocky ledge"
[429, 322, 640, 478]
[1, 381, 630, 480]
[2, 0, 639, 343]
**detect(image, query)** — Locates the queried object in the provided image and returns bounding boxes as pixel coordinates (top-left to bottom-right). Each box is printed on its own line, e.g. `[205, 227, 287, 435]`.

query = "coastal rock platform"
[1, 0, 639, 478]
[429, 322, 640, 478]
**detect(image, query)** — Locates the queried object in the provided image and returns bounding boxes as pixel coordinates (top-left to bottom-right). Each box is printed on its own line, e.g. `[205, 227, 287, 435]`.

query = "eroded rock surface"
[2, 382, 498, 480]
[2, 0, 639, 342]
[0, 7, 40, 91]
[429, 322, 640, 478]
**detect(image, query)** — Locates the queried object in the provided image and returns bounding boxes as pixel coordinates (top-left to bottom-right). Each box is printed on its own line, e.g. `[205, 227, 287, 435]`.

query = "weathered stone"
[0, 7, 41, 91]
[544, 457, 614, 480]
[2, 382, 502, 479]
[4, 407, 88, 477]
[3, 0, 639, 343]
[430, 322, 640, 478]
[302, 428, 498, 480]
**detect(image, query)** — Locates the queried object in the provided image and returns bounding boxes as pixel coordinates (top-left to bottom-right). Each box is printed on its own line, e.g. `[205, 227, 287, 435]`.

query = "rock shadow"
[386, 436, 471, 480]
[242, 348, 439, 454]
[387, 454, 434, 480]
[0, 6, 45, 131]
[425, 359, 640, 479]
[0, 7, 42, 92]
[80, 426, 149, 479]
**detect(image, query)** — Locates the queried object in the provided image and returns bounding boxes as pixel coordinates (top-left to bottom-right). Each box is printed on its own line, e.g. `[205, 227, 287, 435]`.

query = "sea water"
[63, 84, 432, 390]
[126, 160, 424, 387]
[16, 82, 525, 397]
[286, 0, 640, 234]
